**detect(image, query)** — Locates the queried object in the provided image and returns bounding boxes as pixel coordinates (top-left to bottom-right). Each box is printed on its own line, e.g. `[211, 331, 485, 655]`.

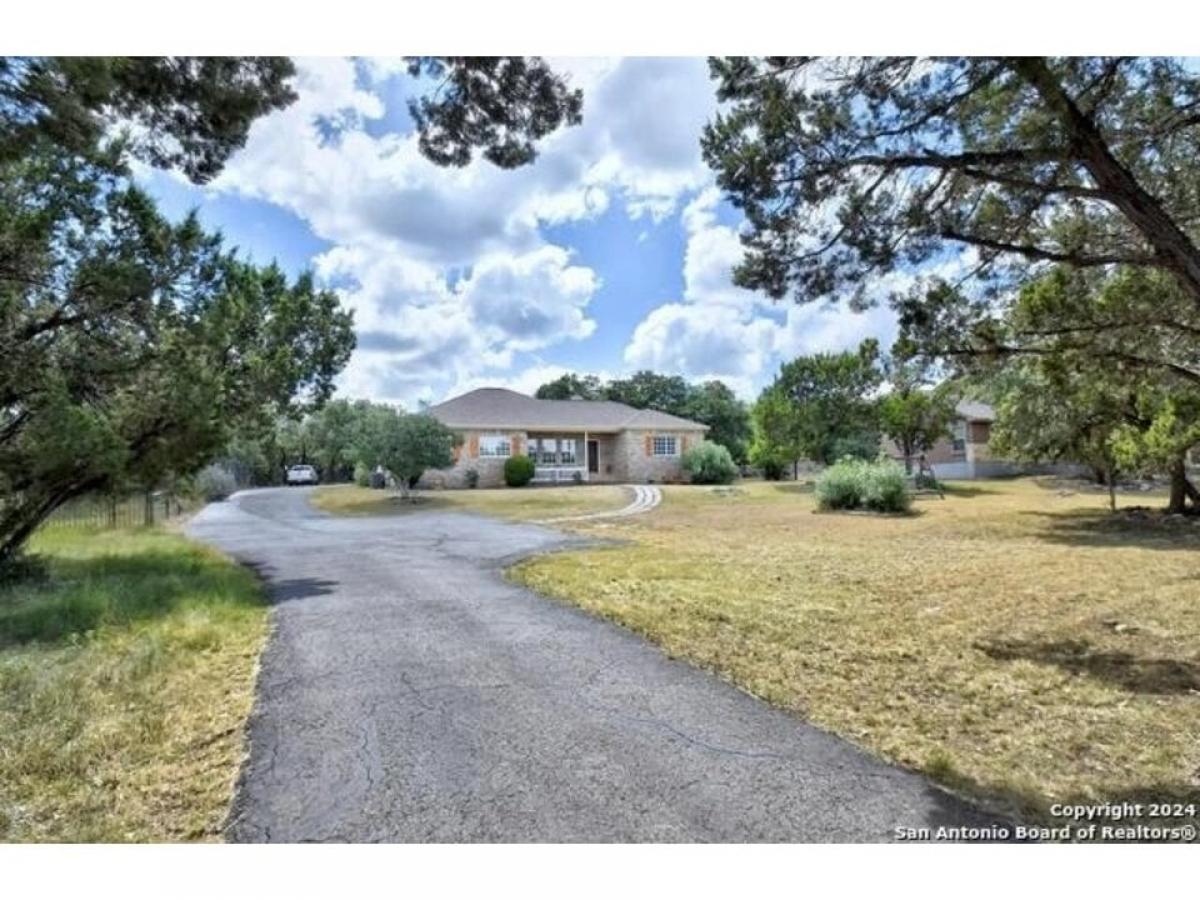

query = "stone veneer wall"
[418, 429, 527, 489]
[612, 430, 698, 484]
[419, 428, 702, 488]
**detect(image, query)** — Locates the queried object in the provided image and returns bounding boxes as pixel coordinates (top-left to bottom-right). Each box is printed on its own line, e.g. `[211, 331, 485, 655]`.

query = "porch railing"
[532, 465, 587, 484]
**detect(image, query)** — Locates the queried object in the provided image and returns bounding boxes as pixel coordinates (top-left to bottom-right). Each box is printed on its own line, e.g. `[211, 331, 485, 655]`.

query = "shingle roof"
[427, 388, 708, 433]
[955, 400, 995, 422]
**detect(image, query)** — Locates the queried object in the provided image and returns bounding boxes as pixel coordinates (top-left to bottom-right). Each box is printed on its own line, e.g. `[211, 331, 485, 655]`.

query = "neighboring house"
[423, 388, 708, 488]
[881, 400, 1001, 479]
[883, 400, 1087, 479]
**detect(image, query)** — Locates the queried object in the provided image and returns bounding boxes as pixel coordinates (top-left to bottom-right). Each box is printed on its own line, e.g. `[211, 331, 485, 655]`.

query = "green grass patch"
[0, 528, 268, 842]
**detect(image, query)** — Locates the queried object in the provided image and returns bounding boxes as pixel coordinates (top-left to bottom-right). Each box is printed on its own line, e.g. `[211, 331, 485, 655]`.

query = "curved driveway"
[188, 487, 1002, 842]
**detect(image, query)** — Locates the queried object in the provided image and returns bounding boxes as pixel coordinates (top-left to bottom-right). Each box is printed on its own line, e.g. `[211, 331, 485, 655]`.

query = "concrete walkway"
[538, 484, 663, 523]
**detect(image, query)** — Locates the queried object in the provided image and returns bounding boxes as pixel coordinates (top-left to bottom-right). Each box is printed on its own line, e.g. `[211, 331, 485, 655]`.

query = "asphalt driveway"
[188, 487, 1003, 842]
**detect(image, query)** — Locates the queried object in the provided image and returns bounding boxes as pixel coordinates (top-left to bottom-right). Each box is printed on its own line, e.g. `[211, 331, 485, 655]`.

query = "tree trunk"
[1014, 58, 1200, 309]
[0, 480, 98, 566]
[1106, 463, 1116, 513]
[903, 454, 913, 475]
[143, 490, 155, 526]
[1167, 458, 1188, 514]
[108, 495, 118, 528]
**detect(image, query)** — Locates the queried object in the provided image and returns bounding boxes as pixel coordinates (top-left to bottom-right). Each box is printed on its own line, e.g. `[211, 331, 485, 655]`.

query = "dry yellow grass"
[313, 482, 631, 521]
[510, 478, 1200, 824]
[0, 528, 268, 842]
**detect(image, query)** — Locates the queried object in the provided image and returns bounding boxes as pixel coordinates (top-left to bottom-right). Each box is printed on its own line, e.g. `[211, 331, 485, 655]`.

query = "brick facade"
[418, 427, 697, 489]
[612, 429, 695, 484]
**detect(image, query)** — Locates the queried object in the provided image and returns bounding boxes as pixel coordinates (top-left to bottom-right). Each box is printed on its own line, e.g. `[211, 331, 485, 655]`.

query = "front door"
[587, 440, 599, 474]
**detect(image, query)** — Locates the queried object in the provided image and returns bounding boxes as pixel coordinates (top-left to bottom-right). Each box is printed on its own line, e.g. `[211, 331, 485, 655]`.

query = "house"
[883, 400, 1089, 479]
[422, 388, 709, 488]
[883, 400, 1004, 479]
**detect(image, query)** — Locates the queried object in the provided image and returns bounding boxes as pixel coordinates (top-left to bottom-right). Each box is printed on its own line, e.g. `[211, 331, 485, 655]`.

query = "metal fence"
[40, 492, 194, 531]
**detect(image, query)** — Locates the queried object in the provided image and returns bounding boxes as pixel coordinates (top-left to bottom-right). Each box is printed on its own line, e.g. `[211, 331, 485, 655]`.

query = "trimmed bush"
[195, 464, 237, 502]
[368, 468, 387, 490]
[353, 462, 371, 487]
[682, 440, 738, 485]
[815, 459, 911, 513]
[503, 454, 535, 487]
[465, 468, 480, 489]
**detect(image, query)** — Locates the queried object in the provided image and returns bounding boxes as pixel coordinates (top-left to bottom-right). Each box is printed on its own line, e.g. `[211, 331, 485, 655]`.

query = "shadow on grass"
[940, 483, 1003, 498]
[327, 492, 455, 516]
[1022, 509, 1200, 551]
[772, 482, 815, 495]
[975, 637, 1200, 695]
[0, 548, 265, 648]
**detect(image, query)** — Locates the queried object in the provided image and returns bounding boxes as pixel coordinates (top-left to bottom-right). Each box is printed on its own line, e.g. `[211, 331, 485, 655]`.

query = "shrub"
[815, 459, 911, 513]
[682, 440, 738, 485]
[465, 468, 480, 489]
[814, 459, 866, 510]
[353, 462, 371, 487]
[195, 464, 237, 502]
[860, 462, 910, 513]
[368, 468, 387, 490]
[503, 454, 535, 487]
[571, 470, 583, 485]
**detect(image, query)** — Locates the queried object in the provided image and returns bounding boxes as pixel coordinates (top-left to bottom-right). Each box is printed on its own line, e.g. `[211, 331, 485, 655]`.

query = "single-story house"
[882, 400, 1087, 479]
[422, 388, 709, 488]
[886, 400, 1002, 480]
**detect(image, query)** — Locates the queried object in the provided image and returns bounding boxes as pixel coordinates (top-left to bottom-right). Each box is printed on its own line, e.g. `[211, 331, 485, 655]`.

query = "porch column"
[583, 430, 589, 482]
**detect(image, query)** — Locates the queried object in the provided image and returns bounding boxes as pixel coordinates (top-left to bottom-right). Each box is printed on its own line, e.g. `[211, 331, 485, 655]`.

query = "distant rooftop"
[427, 388, 708, 433]
[955, 400, 995, 422]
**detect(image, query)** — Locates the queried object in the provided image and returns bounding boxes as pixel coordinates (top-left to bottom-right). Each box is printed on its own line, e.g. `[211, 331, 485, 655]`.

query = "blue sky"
[137, 57, 904, 405]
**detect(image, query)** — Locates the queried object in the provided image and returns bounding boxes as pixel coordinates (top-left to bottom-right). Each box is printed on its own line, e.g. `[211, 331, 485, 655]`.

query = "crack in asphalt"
[190, 486, 1008, 842]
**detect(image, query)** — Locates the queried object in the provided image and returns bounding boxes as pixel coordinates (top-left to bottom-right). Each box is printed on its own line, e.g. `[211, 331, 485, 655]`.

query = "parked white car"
[285, 465, 319, 486]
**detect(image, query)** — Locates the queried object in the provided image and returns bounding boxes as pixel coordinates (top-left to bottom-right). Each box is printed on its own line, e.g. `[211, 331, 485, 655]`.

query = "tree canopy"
[404, 57, 583, 169]
[1, 57, 297, 182]
[352, 407, 457, 497]
[1, 57, 356, 563]
[534, 370, 752, 461]
[702, 57, 1200, 312]
[534, 373, 605, 401]
[754, 340, 884, 469]
[976, 268, 1200, 512]
[877, 357, 956, 473]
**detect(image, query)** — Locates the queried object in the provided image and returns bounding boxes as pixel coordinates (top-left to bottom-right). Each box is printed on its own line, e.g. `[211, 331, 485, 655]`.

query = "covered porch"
[527, 432, 617, 484]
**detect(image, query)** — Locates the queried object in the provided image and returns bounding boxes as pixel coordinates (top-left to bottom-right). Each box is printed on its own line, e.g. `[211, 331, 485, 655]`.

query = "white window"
[652, 435, 678, 457]
[950, 421, 967, 453]
[538, 438, 558, 465]
[479, 435, 511, 458]
[559, 438, 578, 465]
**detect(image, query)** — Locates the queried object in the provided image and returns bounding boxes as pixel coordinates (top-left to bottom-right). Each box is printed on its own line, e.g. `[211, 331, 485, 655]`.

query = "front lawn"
[312, 482, 630, 522]
[0, 527, 268, 841]
[510, 478, 1200, 828]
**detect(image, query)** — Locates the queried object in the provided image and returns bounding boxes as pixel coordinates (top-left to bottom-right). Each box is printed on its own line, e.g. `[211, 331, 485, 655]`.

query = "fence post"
[108, 496, 118, 529]
[144, 490, 155, 527]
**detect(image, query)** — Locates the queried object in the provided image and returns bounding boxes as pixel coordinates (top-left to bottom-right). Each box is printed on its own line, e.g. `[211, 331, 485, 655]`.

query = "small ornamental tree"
[353, 408, 457, 499]
[682, 441, 738, 485]
[878, 357, 956, 474]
